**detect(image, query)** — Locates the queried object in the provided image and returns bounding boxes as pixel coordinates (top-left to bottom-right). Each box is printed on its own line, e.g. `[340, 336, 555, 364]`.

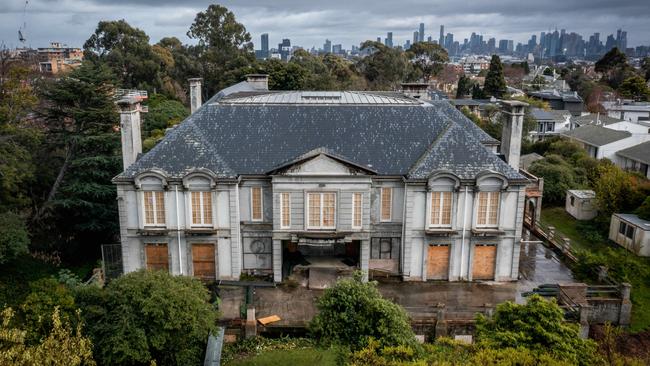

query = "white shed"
[565, 190, 597, 220]
[609, 214, 650, 257]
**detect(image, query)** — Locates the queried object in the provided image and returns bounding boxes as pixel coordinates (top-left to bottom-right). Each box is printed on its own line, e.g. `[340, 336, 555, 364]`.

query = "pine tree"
[483, 55, 507, 98]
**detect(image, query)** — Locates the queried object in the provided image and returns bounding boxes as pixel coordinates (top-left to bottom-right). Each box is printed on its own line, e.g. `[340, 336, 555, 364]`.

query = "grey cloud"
[0, 0, 648, 50]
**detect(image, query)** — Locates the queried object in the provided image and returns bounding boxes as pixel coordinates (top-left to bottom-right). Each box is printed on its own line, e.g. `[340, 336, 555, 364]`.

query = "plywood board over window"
[472, 244, 496, 280]
[145, 243, 168, 271]
[192, 243, 216, 280]
[427, 244, 450, 280]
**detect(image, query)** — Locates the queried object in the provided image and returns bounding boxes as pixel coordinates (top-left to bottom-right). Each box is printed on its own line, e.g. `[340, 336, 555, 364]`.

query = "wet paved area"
[219, 232, 576, 326]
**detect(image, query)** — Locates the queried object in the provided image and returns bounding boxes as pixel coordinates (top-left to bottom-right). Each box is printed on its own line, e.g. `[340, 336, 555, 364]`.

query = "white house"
[602, 100, 650, 123]
[615, 141, 650, 179]
[561, 125, 650, 161]
[112, 75, 532, 284]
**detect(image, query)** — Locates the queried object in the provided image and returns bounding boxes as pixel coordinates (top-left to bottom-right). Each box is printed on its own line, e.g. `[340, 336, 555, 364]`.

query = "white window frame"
[142, 191, 166, 227]
[380, 187, 392, 222]
[476, 191, 500, 228]
[352, 192, 363, 230]
[306, 192, 337, 230]
[429, 191, 453, 228]
[190, 191, 213, 228]
[250, 187, 263, 222]
[280, 192, 291, 229]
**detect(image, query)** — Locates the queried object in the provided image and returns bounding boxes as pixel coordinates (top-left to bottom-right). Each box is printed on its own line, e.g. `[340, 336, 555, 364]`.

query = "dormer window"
[477, 191, 500, 227]
[143, 191, 166, 227]
[430, 191, 452, 227]
[190, 191, 213, 227]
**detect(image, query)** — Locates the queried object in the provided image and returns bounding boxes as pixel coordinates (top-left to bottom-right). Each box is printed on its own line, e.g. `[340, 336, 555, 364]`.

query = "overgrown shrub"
[310, 272, 418, 350]
[20, 277, 78, 343]
[0, 212, 29, 265]
[79, 270, 218, 366]
[475, 295, 602, 366]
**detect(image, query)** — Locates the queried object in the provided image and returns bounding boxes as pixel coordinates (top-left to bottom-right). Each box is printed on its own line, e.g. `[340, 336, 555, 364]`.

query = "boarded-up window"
[430, 192, 452, 226]
[477, 191, 500, 227]
[472, 244, 496, 280]
[307, 192, 336, 229]
[352, 193, 362, 229]
[427, 244, 450, 280]
[280, 192, 290, 229]
[192, 243, 216, 280]
[380, 187, 392, 222]
[191, 191, 213, 227]
[251, 187, 263, 221]
[145, 243, 168, 271]
[143, 191, 166, 226]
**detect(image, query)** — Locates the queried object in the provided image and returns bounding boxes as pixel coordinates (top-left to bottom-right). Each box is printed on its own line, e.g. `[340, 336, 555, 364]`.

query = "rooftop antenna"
[18, 1, 29, 45]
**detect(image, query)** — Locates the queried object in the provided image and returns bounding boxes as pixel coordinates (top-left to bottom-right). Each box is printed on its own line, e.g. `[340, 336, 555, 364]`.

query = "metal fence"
[101, 244, 123, 281]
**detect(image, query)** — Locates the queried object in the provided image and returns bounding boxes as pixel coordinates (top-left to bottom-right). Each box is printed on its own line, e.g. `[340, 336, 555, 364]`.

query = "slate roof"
[571, 114, 623, 127]
[117, 87, 522, 182]
[561, 125, 631, 146]
[616, 141, 650, 165]
[531, 108, 557, 121]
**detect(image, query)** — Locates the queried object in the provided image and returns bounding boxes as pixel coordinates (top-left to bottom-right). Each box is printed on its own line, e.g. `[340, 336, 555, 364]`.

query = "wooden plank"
[472, 245, 496, 280]
[427, 245, 450, 280]
[257, 315, 281, 326]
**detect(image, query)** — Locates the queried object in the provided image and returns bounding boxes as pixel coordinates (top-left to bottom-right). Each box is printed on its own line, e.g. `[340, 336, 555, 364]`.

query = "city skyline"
[1, 0, 649, 50]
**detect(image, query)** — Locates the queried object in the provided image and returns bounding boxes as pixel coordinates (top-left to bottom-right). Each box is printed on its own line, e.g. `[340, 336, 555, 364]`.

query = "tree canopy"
[483, 55, 507, 98]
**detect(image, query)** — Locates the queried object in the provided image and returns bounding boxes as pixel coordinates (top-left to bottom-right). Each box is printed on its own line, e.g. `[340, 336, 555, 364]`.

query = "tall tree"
[36, 62, 120, 258]
[618, 75, 650, 101]
[406, 41, 449, 81]
[83, 20, 163, 91]
[456, 75, 473, 98]
[483, 55, 507, 98]
[642, 57, 650, 81]
[186, 5, 256, 95]
[357, 41, 410, 90]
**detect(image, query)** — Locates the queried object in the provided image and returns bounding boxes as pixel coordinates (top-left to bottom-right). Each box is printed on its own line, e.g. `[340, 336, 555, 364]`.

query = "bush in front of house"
[80, 270, 218, 366]
[309, 272, 418, 351]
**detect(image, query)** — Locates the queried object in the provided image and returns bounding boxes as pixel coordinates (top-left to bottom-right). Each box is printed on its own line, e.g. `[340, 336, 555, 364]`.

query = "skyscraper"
[413, 31, 419, 45]
[386, 32, 393, 48]
[439, 25, 444, 46]
[324, 39, 332, 53]
[261, 33, 269, 57]
[419, 23, 425, 43]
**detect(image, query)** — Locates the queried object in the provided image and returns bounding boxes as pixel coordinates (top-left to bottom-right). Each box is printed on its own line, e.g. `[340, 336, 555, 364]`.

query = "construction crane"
[18, 1, 29, 44]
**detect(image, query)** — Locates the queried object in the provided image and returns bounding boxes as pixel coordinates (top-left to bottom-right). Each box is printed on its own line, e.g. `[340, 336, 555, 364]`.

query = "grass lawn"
[540, 206, 650, 331]
[539, 207, 607, 252]
[227, 348, 337, 366]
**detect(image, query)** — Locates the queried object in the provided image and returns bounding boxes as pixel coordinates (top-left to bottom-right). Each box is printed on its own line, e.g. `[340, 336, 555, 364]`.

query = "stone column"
[189, 78, 203, 114]
[117, 99, 142, 169]
[360, 239, 370, 282]
[272, 239, 282, 283]
[619, 283, 632, 326]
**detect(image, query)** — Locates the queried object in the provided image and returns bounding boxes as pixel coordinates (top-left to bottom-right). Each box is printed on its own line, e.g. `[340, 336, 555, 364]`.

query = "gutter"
[175, 185, 183, 275]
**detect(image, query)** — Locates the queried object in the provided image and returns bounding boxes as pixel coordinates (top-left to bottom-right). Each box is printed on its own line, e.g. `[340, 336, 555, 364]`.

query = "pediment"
[272, 152, 375, 176]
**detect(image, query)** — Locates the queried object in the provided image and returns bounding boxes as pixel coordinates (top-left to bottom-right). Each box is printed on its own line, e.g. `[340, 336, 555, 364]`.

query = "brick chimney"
[246, 74, 269, 91]
[401, 82, 429, 99]
[188, 78, 203, 114]
[117, 93, 147, 169]
[500, 100, 528, 170]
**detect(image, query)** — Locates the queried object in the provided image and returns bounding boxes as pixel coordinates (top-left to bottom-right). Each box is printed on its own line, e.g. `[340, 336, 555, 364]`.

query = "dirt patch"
[590, 324, 650, 362]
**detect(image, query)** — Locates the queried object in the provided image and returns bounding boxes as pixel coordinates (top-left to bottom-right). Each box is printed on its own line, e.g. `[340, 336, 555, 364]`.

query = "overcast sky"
[1, 0, 649, 50]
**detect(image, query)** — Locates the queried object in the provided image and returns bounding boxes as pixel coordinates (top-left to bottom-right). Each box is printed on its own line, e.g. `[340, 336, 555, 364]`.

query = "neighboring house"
[528, 90, 584, 116]
[37, 42, 83, 74]
[609, 214, 650, 257]
[570, 114, 623, 130]
[565, 190, 597, 221]
[529, 108, 571, 141]
[113, 75, 532, 283]
[519, 153, 543, 171]
[602, 100, 650, 123]
[615, 141, 650, 178]
[561, 125, 650, 160]
[450, 98, 500, 120]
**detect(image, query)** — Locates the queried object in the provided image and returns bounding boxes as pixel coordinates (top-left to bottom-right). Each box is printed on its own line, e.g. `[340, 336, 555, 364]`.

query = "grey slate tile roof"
[531, 108, 556, 121]
[117, 89, 522, 182]
[561, 125, 631, 146]
[616, 141, 650, 165]
[571, 113, 622, 127]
